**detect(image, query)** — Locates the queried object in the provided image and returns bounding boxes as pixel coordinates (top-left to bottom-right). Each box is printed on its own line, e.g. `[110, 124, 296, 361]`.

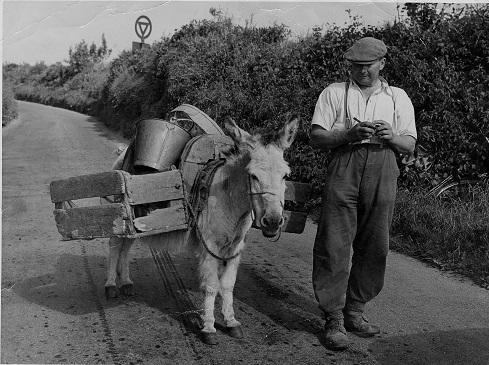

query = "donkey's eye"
[250, 174, 259, 181]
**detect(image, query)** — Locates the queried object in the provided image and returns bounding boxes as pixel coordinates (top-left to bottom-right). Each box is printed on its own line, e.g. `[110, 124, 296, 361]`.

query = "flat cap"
[344, 37, 387, 64]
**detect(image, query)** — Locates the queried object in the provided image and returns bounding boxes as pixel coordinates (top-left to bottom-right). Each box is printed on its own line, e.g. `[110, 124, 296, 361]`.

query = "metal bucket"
[133, 118, 191, 172]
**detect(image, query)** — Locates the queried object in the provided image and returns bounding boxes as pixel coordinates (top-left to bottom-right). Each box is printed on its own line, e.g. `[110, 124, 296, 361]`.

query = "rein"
[189, 159, 247, 266]
[186, 203, 244, 266]
[189, 160, 286, 265]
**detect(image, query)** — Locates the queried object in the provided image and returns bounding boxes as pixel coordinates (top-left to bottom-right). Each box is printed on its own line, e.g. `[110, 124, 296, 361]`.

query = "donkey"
[105, 115, 299, 345]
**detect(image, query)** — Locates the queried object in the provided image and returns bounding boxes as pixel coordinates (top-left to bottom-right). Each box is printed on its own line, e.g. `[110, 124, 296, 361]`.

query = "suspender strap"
[344, 80, 351, 129]
[344, 78, 396, 131]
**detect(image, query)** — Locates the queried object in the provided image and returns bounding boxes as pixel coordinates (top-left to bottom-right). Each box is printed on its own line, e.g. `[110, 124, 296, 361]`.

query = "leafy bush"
[2, 77, 18, 126]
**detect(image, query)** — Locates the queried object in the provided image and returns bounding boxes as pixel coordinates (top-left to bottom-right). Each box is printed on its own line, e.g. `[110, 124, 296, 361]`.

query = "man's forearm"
[386, 134, 416, 155]
[310, 128, 352, 150]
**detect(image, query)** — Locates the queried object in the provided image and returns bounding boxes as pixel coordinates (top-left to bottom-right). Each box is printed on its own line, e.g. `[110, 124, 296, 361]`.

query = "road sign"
[135, 15, 152, 43]
[132, 42, 150, 51]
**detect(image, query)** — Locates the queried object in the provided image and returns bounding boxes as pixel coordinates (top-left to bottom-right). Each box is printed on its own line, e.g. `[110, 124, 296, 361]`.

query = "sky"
[1, 1, 404, 66]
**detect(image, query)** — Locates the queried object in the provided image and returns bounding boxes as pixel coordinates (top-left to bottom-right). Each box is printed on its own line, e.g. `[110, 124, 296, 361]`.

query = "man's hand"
[373, 120, 393, 141]
[348, 121, 376, 142]
[373, 119, 416, 154]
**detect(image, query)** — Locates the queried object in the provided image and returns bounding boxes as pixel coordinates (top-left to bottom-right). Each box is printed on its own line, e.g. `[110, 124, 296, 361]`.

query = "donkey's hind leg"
[105, 236, 123, 298]
[220, 254, 243, 338]
[199, 255, 221, 345]
[118, 238, 135, 296]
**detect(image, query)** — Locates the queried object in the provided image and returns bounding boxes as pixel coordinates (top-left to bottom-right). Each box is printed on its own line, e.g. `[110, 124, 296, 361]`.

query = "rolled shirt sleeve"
[311, 83, 346, 131]
[392, 87, 417, 139]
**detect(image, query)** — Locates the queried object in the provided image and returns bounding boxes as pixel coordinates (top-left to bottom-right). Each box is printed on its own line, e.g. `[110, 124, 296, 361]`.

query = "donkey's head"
[225, 114, 299, 238]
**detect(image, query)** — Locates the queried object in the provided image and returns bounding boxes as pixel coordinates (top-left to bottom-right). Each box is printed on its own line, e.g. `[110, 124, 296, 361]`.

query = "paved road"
[2, 101, 488, 365]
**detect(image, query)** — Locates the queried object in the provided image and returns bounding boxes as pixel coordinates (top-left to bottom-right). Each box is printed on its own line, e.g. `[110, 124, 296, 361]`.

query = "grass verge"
[392, 181, 489, 289]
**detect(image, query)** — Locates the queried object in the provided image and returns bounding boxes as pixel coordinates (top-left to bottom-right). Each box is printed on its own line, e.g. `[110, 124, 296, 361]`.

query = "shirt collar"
[350, 77, 393, 96]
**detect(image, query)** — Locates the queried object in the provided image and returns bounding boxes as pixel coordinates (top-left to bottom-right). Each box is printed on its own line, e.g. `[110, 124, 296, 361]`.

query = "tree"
[65, 34, 111, 77]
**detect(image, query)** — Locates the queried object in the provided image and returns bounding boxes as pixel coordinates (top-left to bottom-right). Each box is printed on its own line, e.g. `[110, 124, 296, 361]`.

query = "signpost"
[132, 15, 152, 50]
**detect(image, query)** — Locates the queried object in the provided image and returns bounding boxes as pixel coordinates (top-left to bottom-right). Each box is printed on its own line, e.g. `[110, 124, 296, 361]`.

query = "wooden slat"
[53, 204, 128, 240]
[284, 181, 311, 203]
[132, 203, 188, 233]
[50, 171, 125, 203]
[124, 170, 184, 205]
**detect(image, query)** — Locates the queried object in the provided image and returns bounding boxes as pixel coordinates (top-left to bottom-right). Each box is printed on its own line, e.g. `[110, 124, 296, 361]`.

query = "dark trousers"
[312, 144, 399, 318]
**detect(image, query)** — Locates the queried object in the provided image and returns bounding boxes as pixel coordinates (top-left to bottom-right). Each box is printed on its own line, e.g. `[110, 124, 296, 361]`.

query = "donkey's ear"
[224, 117, 253, 146]
[276, 114, 299, 150]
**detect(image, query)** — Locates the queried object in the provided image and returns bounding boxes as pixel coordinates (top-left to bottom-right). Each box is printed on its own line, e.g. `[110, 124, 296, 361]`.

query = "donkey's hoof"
[227, 325, 244, 339]
[105, 286, 118, 299]
[202, 332, 218, 345]
[119, 284, 135, 296]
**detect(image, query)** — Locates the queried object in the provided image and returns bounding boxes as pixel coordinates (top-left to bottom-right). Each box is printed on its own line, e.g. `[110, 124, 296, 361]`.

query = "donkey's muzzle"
[260, 215, 284, 238]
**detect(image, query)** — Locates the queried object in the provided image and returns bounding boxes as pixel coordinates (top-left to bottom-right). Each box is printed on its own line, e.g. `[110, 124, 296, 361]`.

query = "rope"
[186, 201, 243, 267]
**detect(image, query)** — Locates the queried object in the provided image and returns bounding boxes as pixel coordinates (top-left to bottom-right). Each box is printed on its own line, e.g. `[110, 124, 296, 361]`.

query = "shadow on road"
[10, 250, 323, 339]
[234, 264, 323, 334]
[8, 253, 149, 316]
[369, 328, 489, 365]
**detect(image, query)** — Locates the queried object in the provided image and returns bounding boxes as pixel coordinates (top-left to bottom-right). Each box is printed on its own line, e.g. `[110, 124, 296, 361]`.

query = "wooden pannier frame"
[50, 169, 188, 240]
[51, 134, 311, 240]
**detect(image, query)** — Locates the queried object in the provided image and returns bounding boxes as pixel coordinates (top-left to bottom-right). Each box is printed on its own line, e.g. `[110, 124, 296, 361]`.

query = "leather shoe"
[323, 317, 349, 350]
[344, 313, 380, 338]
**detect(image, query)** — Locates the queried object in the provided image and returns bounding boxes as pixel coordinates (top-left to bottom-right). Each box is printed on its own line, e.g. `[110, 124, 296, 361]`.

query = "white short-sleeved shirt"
[311, 79, 417, 140]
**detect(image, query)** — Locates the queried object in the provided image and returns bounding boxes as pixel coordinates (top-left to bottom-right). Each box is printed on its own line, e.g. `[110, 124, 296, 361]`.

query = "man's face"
[350, 58, 385, 87]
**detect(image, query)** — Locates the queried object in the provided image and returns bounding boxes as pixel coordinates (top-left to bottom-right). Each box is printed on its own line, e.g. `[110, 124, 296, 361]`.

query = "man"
[309, 37, 417, 350]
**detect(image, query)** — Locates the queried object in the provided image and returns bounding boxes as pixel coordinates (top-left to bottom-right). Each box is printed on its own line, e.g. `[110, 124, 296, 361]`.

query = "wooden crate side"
[50, 171, 125, 203]
[132, 203, 188, 234]
[284, 181, 311, 203]
[53, 203, 128, 240]
[124, 170, 185, 205]
[282, 210, 308, 234]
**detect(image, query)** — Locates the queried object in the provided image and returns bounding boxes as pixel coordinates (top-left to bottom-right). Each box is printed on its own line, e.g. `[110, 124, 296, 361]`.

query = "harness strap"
[189, 159, 226, 218]
[186, 203, 243, 266]
[188, 158, 244, 266]
[345, 80, 351, 129]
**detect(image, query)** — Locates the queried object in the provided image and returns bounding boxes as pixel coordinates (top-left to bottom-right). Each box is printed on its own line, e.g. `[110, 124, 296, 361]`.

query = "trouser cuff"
[344, 299, 365, 314]
[324, 309, 344, 321]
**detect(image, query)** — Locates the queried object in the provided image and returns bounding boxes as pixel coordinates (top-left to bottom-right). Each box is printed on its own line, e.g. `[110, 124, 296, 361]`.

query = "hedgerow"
[5, 4, 489, 202]
[2, 76, 18, 126]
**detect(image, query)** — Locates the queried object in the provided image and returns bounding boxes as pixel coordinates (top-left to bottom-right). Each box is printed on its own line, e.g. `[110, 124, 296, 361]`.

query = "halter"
[248, 176, 285, 242]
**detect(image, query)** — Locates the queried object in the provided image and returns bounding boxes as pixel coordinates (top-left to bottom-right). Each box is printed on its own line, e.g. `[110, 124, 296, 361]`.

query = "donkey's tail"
[112, 145, 128, 170]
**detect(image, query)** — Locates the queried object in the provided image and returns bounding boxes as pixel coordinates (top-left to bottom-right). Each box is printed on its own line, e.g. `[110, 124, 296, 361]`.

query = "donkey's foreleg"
[118, 238, 135, 296]
[199, 255, 220, 345]
[105, 236, 123, 298]
[219, 255, 243, 338]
